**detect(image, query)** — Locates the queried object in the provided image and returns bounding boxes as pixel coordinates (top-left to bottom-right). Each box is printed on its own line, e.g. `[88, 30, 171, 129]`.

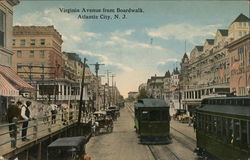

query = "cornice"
[6, 0, 20, 6]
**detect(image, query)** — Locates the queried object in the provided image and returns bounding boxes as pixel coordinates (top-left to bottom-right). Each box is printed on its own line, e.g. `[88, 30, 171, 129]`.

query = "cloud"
[77, 50, 134, 72]
[111, 29, 135, 37]
[146, 23, 222, 44]
[157, 60, 181, 73]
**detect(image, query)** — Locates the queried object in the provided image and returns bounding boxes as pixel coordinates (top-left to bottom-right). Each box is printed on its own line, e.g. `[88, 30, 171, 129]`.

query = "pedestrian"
[50, 104, 57, 124]
[21, 101, 32, 141]
[7, 98, 19, 137]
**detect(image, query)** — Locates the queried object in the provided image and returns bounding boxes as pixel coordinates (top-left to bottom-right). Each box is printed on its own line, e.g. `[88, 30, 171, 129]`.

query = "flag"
[230, 61, 241, 70]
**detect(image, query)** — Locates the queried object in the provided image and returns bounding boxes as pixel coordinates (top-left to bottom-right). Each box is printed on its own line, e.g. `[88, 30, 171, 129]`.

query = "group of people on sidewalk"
[7, 99, 33, 141]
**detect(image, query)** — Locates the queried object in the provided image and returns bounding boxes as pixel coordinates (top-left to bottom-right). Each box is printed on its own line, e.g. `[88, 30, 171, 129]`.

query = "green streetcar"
[134, 99, 171, 144]
[196, 96, 250, 160]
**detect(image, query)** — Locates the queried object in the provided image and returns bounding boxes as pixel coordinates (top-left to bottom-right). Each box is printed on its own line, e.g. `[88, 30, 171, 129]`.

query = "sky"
[14, 0, 249, 97]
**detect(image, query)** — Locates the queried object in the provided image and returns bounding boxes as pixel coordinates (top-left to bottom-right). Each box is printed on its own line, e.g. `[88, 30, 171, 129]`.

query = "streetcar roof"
[202, 96, 250, 100]
[196, 104, 250, 116]
[48, 136, 87, 148]
[135, 99, 169, 108]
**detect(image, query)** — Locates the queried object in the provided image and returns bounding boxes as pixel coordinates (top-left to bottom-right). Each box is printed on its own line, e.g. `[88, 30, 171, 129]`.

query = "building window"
[40, 50, 45, 58]
[238, 31, 242, 36]
[29, 63, 33, 67]
[0, 10, 5, 47]
[20, 39, 25, 45]
[17, 50, 22, 58]
[41, 62, 45, 67]
[17, 63, 22, 68]
[13, 39, 16, 46]
[40, 39, 45, 45]
[239, 87, 245, 96]
[30, 50, 34, 57]
[238, 47, 244, 61]
[243, 22, 246, 27]
[30, 39, 35, 45]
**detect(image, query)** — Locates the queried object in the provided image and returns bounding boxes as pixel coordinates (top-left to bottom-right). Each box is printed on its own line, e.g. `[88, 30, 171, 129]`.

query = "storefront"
[0, 65, 34, 123]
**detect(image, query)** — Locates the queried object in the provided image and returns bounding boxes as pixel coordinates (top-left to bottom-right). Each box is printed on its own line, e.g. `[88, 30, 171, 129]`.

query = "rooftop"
[232, 13, 249, 23]
[218, 29, 228, 37]
[13, 26, 62, 41]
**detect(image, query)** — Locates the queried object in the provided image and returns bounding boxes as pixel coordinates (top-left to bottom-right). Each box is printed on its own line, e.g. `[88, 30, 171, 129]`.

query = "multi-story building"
[228, 34, 250, 96]
[147, 75, 164, 99]
[181, 14, 249, 116]
[0, 0, 19, 67]
[12, 26, 64, 83]
[228, 14, 250, 41]
[0, 0, 35, 122]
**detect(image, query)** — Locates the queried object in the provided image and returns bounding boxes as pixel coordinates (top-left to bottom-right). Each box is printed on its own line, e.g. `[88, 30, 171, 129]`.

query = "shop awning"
[0, 74, 19, 96]
[0, 65, 35, 92]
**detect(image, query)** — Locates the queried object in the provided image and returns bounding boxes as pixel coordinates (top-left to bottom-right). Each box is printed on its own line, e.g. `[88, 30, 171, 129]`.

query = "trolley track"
[126, 103, 196, 160]
[147, 145, 181, 160]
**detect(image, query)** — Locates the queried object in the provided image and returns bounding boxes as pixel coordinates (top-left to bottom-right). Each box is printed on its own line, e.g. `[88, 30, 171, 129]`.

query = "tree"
[137, 88, 148, 99]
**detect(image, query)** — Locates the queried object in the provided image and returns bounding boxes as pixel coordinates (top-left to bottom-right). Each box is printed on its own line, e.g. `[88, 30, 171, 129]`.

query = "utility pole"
[106, 70, 111, 107]
[78, 58, 87, 124]
[111, 74, 116, 105]
[90, 62, 104, 111]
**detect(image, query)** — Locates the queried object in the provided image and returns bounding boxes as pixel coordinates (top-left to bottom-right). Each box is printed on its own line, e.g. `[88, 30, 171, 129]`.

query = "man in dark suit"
[7, 98, 19, 137]
[21, 101, 32, 141]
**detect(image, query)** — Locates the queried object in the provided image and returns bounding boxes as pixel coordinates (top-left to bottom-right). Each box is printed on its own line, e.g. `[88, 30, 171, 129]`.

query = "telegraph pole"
[78, 58, 87, 124]
[111, 74, 116, 105]
[90, 62, 104, 111]
[106, 70, 111, 107]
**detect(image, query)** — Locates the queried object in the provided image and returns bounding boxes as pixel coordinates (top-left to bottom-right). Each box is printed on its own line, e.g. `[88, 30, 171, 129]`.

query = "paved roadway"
[86, 106, 154, 160]
[86, 105, 198, 160]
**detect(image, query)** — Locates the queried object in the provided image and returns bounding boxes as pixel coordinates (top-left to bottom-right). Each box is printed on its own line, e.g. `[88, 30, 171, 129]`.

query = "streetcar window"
[212, 116, 217, 134]
[207, 115, 212, 134]
[227, 118, 233, 144]
[217, 117, 222, 136]
[149, 110, 161, 121]
[248, 121, 250, 146]
[161, 111, 169, 121]
[236, 99, 242, 105]
[141, 111, 149, 121]
[240, 120, 248, 149]
[234, 120, 240, 146]
[222, 117, 227, 142]
[244, 99, 250, 106]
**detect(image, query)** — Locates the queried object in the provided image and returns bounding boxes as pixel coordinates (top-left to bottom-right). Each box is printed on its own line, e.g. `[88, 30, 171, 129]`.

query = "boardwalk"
[0, 110, 90, 158]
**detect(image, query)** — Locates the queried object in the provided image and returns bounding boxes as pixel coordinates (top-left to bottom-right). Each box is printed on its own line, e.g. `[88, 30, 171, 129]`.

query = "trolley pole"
[78, 58, 87, 124]
[90, 62, 104, 111]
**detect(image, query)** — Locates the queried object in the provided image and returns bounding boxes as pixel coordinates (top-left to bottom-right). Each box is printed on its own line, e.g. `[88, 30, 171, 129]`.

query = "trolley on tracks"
[195, 96, 250, 160]
[134, 99, 171, 144]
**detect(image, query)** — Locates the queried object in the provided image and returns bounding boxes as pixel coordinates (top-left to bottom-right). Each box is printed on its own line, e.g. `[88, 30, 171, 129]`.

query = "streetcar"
[195, 96, 250, 160]
[134, 98, 171, 144]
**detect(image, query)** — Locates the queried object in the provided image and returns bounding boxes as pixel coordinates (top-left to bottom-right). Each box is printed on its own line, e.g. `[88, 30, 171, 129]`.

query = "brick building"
[12, 26, 64, 84]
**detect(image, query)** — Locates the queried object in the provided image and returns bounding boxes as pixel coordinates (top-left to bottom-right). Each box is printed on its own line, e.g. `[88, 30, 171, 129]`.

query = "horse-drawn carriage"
[93, 111, 113, 135]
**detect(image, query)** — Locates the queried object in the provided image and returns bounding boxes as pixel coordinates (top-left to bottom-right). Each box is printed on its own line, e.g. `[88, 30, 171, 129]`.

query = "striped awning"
[0, 74, 19, 96]
[0, 65, 34, 92]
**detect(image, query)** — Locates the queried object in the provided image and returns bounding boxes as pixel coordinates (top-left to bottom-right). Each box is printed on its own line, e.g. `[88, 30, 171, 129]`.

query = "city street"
[86, 104, 198, 160]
